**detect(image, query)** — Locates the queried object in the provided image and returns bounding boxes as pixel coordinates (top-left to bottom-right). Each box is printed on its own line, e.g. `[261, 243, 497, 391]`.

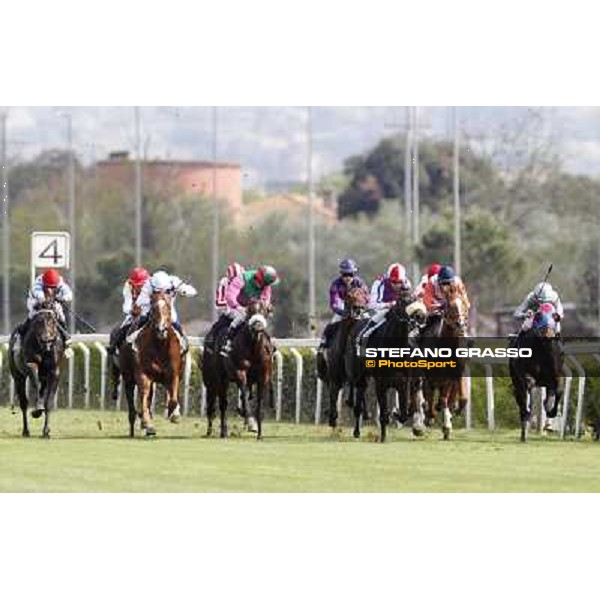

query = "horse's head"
[246, 300, 271, 335]
[31, 304, 59, 352]
[150, 291, 172, 339]
[345, 287, 369, 319]
[443, 294, 469, 336]
[531, 302, 558, 338]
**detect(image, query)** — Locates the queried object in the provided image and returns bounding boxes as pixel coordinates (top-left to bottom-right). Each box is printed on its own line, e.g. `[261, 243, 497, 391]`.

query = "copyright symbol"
[366, 360, 375, 368]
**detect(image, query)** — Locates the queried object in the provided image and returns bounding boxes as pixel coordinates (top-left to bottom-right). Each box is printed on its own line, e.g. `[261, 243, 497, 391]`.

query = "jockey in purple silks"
[317, 257, 369, 352]
[354, 262, 413, 351]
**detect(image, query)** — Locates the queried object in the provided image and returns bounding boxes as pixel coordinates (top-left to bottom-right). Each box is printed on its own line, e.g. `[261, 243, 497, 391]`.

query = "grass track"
[1, 408, 599, 492]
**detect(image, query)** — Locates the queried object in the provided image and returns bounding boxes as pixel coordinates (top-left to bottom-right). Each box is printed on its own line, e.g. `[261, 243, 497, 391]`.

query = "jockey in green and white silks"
[514, 282, 564, 334]
[220, 265, 279, 356]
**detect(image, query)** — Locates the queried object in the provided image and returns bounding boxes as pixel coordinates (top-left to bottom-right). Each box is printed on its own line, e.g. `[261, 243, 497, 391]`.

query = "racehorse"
[509, 302, 564, 442]
[419, 291, 469, 440]
[8, 300, 65, 438]
[201, 300, 273, 440]
[346, 294, 425, 442]
[132, 291, 184, 437]
[317, 286, 369, 430]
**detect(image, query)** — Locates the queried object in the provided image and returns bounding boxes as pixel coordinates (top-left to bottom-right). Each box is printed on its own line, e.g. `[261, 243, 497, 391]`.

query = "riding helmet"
[438, 266, 456, 284]
[339, 258, 358, 275]
[42, 269, 61, 288]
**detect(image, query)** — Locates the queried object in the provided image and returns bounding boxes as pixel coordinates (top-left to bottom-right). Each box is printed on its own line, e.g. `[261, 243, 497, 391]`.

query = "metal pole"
[134, 107, 142, 265]
[404, 106, 412, 258]
[67, 113, 76, 334]
[453, 106, 461, 276]
[411, 106, 420, 282]
[307, 107, 316, 336]
[1, 111, 10, 334]
[211, 107, 219, 323]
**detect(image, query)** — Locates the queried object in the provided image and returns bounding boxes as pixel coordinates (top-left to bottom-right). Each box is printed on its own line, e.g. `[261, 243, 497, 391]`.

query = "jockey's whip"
[535, 263, 553, 303]
[60, 302, 97, 333]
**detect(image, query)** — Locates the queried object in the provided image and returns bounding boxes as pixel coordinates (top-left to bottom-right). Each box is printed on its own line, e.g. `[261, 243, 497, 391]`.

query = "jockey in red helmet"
[219, 265, 278, 356]
[107, 267, 151, 355]
[355, 263, 414, 350]
[14, 269, 73, 351]
[414, 263, 442, 299]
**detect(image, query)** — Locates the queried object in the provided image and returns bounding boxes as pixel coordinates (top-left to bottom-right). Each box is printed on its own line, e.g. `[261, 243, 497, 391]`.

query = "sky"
[4, 106, 600, 188]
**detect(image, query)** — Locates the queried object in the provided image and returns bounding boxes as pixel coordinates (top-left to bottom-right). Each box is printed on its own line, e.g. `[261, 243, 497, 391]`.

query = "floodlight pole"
[134, 106, 142, 266]
[1, 111, 10, 334]
[211, 106, 219, 323]
[411, 106, 420, 282]
[66, 112, 76, 334]
[453, 106, 461, 276]
[307, 107, 316, 336]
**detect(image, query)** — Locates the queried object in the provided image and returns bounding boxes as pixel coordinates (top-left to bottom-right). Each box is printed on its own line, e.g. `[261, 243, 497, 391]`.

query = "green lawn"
[1, 407, 599, 492]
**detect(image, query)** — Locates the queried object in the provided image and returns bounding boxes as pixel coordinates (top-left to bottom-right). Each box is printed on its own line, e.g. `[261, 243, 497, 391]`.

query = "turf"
[1, 407, 599, 492]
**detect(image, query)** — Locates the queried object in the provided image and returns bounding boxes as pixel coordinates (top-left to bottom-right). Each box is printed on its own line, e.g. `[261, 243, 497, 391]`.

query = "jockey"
[126, 270, 198, 352]
[355, 263, 413, 349]
[415, 263, 441, 299]
[15, 268, 73, 350]
[317, 258, 369, 351]
[204, 262, 246, 350]
[514, 281, 564, 335]
[422, 265, 470, 316]
[220, 265, 279, 356]
[106, 267, 150, 355]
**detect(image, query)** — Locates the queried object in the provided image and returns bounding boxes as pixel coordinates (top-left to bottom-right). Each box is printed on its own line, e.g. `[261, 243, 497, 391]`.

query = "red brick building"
[95, 152, 242, 218]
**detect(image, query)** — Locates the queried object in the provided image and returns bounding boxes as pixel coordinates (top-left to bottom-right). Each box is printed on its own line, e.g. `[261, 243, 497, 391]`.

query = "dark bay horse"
[202, 300, 273, 440]
[132, 291, 184, 437]
[419, 293, 469, 440]
[317, 287, 369, 430]
[8, 300, 65, 438]
[346, 294, 425, 442]
[509, 303, 564, 442]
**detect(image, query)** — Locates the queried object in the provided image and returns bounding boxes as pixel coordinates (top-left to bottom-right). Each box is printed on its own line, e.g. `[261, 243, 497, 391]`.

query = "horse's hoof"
[257, 434, 263, 441]
[246, 417, 258, 433]
[353, 429, 360, 439]
[31, 409, 44, 419]
[22, 430, 30, 438]
[169, 415, 180, 424]
[42, 431, 50, 439]
[220, 427, 228, 439]
[145, 427, 156, 437]
[412, 427, 425, 438]
[442, 427, 450, 441]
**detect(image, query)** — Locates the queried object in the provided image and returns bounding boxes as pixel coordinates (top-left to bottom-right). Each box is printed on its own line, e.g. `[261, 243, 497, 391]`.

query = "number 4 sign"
[31, 232, 71, 285]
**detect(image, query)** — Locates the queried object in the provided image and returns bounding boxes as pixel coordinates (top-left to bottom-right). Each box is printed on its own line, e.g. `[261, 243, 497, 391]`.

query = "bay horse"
[419, 291, 469, 440]
[509, 302, 564, 442]
[346, 294, 425, 442]
[8, 300, 65, 438]
[132, 291, 184, 437]
[202, 300, 273, 440]
[317, 286, 369, 430]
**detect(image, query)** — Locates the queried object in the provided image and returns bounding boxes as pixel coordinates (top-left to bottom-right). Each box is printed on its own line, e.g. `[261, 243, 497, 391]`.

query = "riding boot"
[126, 315, 149, 352]
[220, 325, 239, 357]
[318, 323, 334, 352]
[107, 325, 128, 355]
[173, 321, 188, 354]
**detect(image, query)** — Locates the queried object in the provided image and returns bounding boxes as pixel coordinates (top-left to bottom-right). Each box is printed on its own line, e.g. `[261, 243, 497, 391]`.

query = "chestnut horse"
[132, 291, 183, 437]
[419, 291, 469, 440]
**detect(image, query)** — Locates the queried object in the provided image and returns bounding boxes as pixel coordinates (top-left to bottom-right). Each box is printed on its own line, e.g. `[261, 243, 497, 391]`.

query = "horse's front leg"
[236, 370, 257, 433]
[376, 383, 389, 443]
[411, 377, 426, 437]
[352, 383, 365, 439]
[218, 384, 229, 439]
[138, 374, 155, 437]
[328, 384, 340, 429]
[166, 374, 181, 423]
[28, 363, 44, 419]
[256, 380, 264, 441]
[14, 373, 29, 437]
[41, 371, 60, 439]
[441, 382, 454, 441]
